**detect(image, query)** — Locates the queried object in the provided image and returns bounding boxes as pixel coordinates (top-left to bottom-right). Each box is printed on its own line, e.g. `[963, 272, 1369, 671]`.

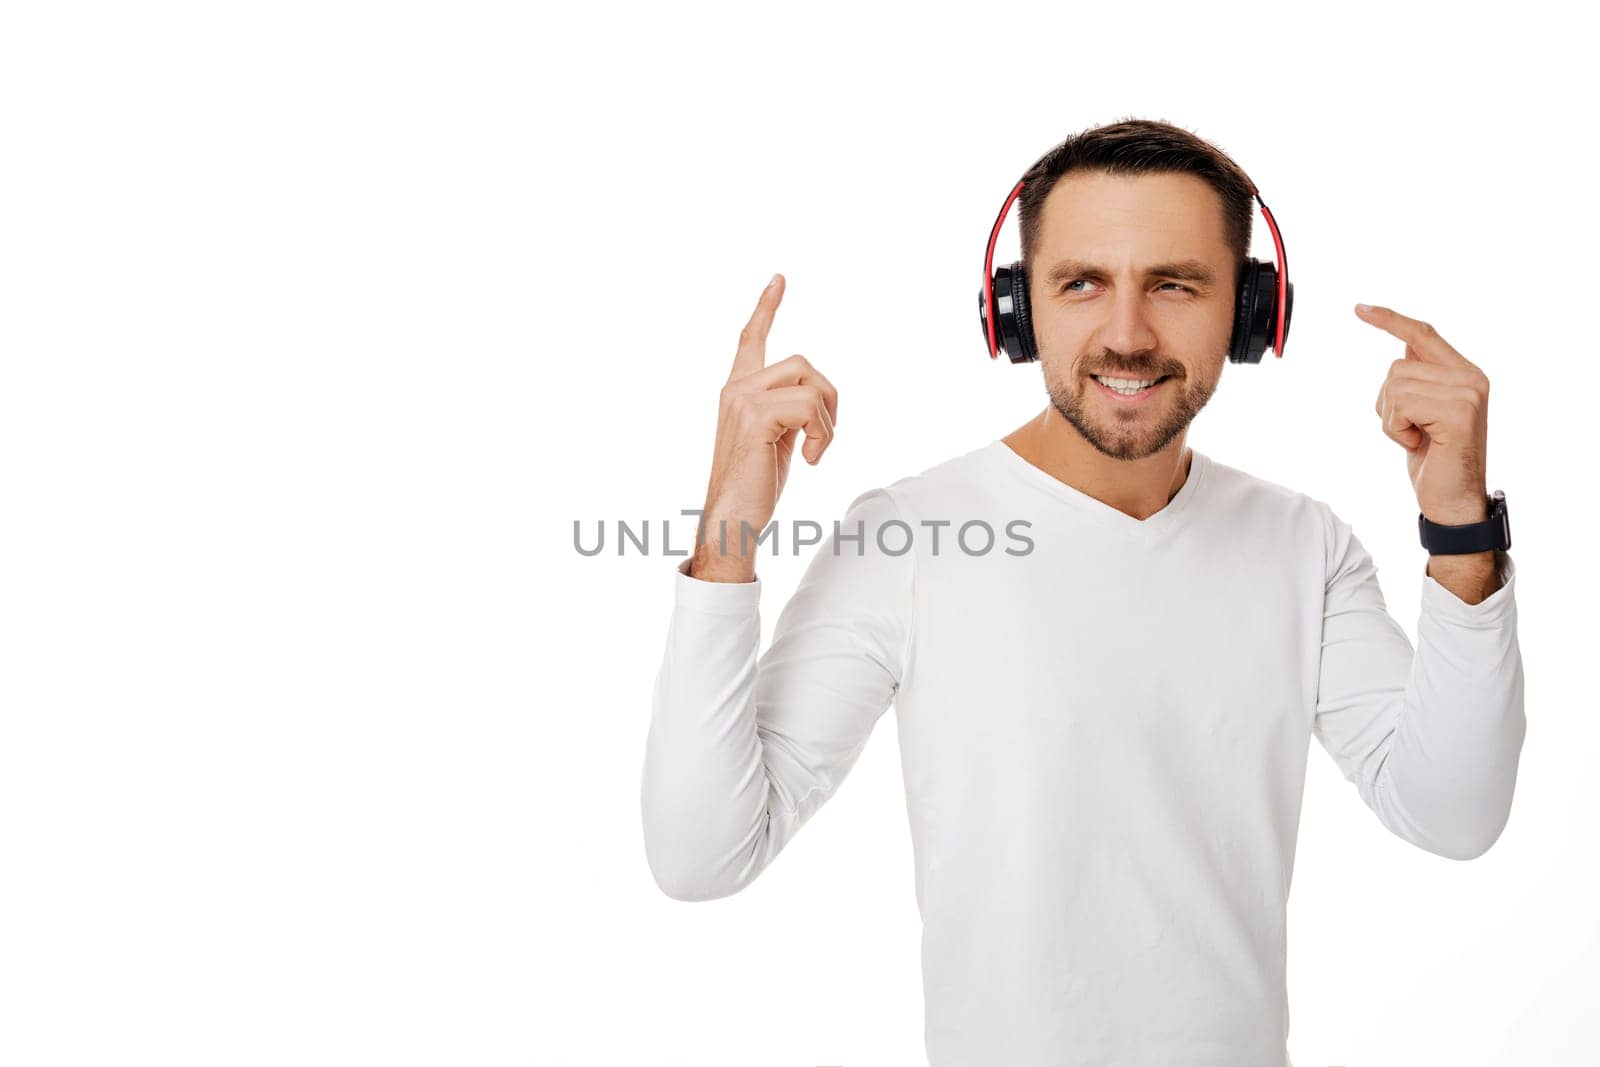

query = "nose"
[1096, 283, 1160, 359]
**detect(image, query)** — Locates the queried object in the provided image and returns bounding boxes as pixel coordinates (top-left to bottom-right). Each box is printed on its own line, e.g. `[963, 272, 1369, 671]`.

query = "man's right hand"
[689, 273, 839, 583]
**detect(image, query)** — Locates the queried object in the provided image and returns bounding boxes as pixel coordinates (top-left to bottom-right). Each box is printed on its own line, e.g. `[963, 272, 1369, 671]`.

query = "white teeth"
[1094, 375, 1161, 394]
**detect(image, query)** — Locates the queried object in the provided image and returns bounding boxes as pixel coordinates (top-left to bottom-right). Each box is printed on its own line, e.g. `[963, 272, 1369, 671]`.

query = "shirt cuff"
[671, 555, 762, 614]
[1420, 550, 1517, 625]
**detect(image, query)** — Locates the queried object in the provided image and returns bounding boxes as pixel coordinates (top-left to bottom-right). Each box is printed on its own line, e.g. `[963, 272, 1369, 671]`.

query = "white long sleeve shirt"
[641, 439, 1524, 1067]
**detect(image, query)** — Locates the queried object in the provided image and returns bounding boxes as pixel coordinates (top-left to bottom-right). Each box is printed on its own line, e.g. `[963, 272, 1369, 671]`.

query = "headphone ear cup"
[1229, 259, 1276, 364]
[1009, 260, 1038, 363]
[990, 261, 1036, 364]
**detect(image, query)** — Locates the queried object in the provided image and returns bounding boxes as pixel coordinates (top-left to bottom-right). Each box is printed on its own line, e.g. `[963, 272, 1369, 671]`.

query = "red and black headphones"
[978, 174, 1293, 365]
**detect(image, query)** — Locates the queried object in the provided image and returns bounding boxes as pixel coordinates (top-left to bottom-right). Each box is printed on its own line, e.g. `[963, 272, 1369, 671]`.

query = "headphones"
[978, 173, 1294, 365]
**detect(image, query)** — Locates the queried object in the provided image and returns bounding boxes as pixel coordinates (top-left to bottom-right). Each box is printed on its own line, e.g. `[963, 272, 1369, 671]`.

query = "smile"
[1091, 374, 1169, 401]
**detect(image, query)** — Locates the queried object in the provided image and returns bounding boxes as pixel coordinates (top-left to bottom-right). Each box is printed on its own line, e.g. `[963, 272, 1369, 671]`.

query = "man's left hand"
[1358, 303, 1491, 524]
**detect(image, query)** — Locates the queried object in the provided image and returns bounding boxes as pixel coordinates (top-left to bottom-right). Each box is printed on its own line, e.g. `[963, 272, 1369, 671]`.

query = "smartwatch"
[1418, 489, 1511, 554]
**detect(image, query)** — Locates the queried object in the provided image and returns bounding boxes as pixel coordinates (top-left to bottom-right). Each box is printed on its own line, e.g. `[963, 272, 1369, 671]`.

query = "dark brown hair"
[1016, 116, 1257, 288]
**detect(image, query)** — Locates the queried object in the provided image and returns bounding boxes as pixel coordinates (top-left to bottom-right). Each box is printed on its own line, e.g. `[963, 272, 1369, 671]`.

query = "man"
[639, 118, 1523, 1067]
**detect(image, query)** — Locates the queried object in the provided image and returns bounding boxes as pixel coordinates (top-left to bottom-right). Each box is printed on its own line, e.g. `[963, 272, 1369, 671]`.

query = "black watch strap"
[1418, 489, 1511, 554]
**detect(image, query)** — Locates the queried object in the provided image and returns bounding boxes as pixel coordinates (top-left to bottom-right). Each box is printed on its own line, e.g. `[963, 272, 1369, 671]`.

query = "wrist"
[687, 544, 757, 583]
[1425, 548, 1506, 605]
[1421, 496, 1489, 526]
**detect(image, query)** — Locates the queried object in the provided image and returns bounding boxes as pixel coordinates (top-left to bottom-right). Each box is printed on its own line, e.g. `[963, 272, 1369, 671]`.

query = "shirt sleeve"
[1311, 501, 1526, 860]
[640, 487, 915, 900]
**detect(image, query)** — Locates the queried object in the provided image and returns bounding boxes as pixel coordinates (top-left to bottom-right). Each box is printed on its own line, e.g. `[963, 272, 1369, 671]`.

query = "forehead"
[1033, 169, 1231, 264]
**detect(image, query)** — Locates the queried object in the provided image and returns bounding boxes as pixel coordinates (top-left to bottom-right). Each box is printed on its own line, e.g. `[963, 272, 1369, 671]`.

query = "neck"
[1001, 409, 1193, 522]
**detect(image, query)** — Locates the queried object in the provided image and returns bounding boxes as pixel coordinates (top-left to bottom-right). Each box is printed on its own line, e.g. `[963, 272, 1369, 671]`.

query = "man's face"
[1027, 170, 1237, 461]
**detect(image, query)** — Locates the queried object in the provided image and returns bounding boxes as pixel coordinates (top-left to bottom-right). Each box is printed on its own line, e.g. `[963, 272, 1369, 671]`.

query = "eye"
[1061, 279, 1196, 294]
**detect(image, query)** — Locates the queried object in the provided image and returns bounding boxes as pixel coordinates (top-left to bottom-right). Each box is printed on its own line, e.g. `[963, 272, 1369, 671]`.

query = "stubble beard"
[1044, 361, 1221, 462]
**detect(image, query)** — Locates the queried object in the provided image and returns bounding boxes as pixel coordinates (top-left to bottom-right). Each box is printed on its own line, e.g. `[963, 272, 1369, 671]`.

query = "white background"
[1, 2, 1595, 1065]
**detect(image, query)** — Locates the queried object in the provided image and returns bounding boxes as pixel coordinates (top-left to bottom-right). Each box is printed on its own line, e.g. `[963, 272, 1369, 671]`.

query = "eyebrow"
[1041, 258, 1218, 288]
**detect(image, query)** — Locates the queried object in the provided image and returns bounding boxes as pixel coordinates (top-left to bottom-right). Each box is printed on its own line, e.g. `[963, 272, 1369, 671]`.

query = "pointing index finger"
[1353, 303, 1470, 366]
[730, 273, 785, 381]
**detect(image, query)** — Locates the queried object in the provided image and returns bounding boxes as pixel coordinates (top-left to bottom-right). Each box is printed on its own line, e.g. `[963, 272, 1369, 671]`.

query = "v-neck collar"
[987, 438, 1209, 538]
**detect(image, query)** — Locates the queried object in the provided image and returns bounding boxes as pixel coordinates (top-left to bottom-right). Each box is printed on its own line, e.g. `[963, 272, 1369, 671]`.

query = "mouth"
[1090, 373, 1171, 402]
